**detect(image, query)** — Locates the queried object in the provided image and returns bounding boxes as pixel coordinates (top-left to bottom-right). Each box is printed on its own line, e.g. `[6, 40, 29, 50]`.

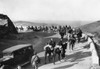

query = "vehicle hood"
[0, 56, 12, 63]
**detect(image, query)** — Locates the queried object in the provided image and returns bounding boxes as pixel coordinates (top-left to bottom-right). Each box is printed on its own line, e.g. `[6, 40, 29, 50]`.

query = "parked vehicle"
[0, 44, 34, 67]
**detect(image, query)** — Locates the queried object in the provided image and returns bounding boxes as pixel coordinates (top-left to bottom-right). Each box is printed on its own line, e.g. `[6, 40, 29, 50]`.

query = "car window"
[3, 53, 13, 58]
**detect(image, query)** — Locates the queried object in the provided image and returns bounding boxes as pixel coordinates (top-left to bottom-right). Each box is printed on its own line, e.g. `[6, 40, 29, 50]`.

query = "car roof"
[2, 44, 32, 53]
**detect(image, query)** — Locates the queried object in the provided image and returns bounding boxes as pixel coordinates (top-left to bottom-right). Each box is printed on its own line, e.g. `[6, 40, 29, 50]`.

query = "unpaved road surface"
[22, 33, 94, 69]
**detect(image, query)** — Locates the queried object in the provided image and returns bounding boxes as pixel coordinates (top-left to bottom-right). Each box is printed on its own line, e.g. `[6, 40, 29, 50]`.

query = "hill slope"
[13, 21, 59, 26]
[80, 21, 100, 33]
[14, 21, 48, 26]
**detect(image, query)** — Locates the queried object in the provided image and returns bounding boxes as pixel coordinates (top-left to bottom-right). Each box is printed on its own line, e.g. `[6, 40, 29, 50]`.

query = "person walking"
[31, 52, 41, 69]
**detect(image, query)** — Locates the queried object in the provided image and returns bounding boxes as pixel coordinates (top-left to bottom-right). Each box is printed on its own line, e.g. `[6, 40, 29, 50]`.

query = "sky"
[0, 0, 100, 22]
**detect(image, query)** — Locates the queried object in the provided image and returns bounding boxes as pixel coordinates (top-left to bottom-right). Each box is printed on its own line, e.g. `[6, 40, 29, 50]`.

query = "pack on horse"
[53, 44, 62, 64]
[44, 43, 54, 64]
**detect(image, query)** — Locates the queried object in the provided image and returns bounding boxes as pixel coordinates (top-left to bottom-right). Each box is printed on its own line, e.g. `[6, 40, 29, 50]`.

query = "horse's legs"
[72, 42, 75, 50]
[58, 53, 61, 61]
[72, 44, 74, 50]
[61, 49, 65, 59]
[48, 53, 51, 62]
[69, 42, 72, 51]
[53, 52, 56, 64]
[45, 52, 47, 64]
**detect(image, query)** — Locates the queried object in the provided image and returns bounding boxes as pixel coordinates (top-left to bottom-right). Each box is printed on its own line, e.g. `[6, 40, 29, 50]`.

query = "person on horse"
[67, 27, 73, 41]
[44, 43, 54, 64]
[53, 43, 62, 63]
[49, 38, 56, 48]
[77, 28, 82, 43]
[54, 44, 62, 51]
[59, 28, 66, 39]
[44, 43, 53, 51]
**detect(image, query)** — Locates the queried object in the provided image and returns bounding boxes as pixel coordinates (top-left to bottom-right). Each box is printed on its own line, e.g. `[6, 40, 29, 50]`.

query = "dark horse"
[44, 46, 53, 64]
[53, 45, 62, 64]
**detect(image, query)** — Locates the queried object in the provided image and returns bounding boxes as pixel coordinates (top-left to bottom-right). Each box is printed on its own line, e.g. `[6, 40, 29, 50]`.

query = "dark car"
[0, 44, 34, 67]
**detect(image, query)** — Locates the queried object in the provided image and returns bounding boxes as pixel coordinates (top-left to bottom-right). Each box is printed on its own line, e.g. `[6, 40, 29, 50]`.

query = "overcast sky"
[0, 0, 100, 22]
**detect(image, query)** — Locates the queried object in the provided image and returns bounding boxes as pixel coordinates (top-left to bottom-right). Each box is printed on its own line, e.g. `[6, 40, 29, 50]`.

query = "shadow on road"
[65, 51, 91, 62]
[53, 62, 78, 69]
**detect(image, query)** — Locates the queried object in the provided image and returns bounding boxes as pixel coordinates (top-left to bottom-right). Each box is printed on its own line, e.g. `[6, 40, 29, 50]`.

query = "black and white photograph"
[0, 0, 100, 69]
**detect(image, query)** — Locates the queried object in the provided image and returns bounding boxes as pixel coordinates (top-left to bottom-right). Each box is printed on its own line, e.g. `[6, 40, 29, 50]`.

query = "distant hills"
[13, 21, 61, 27]
[13, 20, 90, 27]
[14, 21, 48, 26]
[12, 20, 100, 35]
[14, 20, 100, 33]
[80, 21, 100, 34]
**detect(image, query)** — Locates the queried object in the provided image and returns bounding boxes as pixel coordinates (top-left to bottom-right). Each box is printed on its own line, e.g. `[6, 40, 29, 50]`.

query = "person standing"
[31, 52, 41, 69]
[49, 38, 56, 48]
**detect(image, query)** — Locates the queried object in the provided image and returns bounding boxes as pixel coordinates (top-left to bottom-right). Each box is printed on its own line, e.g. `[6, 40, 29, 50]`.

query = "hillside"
[13, 21, 59, 26]
[80, 21, 100, 33]
[13, 21, 91, 27]
[14, 21, 48, 26]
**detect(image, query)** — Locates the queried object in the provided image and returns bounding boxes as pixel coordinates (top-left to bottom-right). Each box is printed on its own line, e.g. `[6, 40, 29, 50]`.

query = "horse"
[53, 45, 62, 64]
[67, 33, 76, 51]
[44, 44, 54, 64]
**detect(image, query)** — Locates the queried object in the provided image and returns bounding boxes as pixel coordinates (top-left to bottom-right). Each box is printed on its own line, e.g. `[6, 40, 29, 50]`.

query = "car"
[0, 44, 34, 67]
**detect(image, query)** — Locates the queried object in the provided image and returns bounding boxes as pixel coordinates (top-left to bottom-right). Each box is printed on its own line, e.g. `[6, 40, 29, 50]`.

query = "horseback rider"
[59, 28, 66, 39]
[49, 38, 56, 48]
[76, 28, 82, 42]
[44, 43, 53, 51]
[54, 44, 62, 51]
[53, 43, 62, 63]
[44, 43, 54, 64]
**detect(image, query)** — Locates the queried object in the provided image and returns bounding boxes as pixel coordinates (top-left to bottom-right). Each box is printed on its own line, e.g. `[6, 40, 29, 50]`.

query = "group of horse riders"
[43, 26, 83, 64]
[44, 38, 68, 64]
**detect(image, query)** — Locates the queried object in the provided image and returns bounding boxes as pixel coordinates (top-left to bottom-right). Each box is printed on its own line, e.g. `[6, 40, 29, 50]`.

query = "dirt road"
[22, 33, 93, 69]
